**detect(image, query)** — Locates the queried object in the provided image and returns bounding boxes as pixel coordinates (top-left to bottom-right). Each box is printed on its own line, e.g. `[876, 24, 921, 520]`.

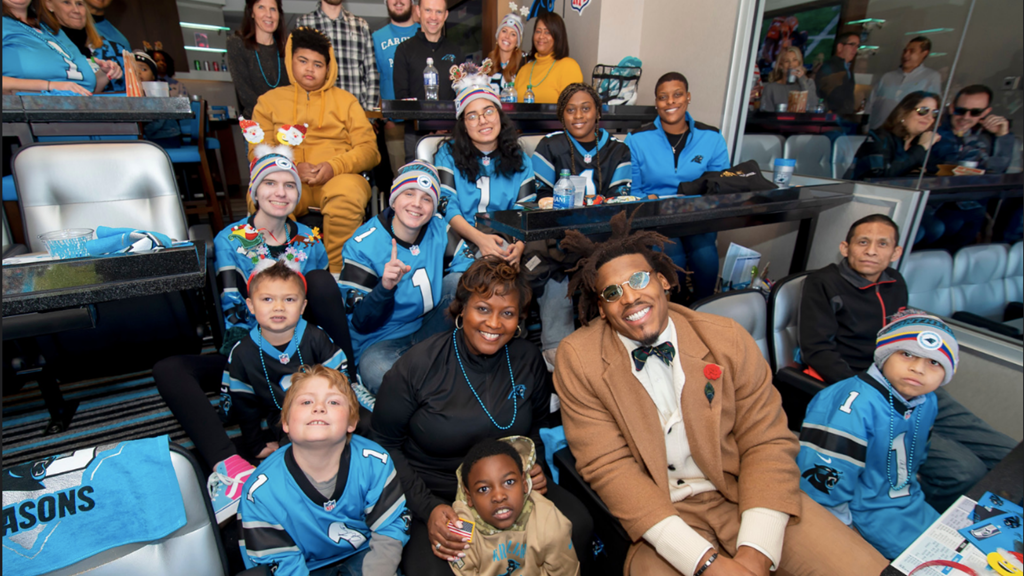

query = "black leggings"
[400, 482, 594, 576]
[154, 271, 355, 469]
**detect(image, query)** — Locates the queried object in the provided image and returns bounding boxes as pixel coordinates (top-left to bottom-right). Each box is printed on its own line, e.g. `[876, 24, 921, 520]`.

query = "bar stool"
[163, 99, 228, 231]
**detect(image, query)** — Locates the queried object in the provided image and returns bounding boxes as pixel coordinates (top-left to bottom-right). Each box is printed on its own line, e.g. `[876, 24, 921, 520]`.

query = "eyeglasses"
[464, 106, 497, 125]
[914, 106, 940, 118]
[600, 271, 650, 303]
[952, 106, 986, 117]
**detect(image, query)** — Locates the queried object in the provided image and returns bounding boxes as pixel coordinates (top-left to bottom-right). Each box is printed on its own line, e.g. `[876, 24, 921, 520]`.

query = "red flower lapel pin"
[703, 364, 721, 404]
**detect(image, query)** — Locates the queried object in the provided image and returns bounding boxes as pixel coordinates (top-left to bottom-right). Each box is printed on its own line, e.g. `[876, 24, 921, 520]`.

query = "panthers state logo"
[801, 464, 842, 494]
[328, 522, 367, 549]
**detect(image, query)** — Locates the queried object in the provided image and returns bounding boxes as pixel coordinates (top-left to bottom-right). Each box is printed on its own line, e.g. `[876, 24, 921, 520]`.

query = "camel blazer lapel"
[598, 307, 726, 493]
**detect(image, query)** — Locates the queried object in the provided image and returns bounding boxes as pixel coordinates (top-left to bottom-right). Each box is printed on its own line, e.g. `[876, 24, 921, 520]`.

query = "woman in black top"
[846, 91, 942, 180]
[226, 0, 289, 118]
[372, 256, 592, 576]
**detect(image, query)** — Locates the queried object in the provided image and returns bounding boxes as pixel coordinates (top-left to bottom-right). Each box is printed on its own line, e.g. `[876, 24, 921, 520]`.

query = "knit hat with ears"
[452, 60, 501, 118]
[874, 309, 960, 387]
[389, 160, 440, 213]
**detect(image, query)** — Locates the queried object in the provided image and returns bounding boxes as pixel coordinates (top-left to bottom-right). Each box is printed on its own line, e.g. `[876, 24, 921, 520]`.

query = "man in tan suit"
[554, 216, 888, 576]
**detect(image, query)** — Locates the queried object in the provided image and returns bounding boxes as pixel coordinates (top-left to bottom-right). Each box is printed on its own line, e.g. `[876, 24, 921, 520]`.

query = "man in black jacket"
[799, 214, 906, 384]
[799, 214, 1015, 513]
[393, 0, 465, 161]
[815, 31, 859, 114]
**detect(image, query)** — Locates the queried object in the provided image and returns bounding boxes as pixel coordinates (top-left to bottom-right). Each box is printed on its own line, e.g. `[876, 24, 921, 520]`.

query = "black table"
[869, 173, 1024, 204]
[2, 95, 193, 145]
[744, 110, 867, 135]
[382, 100, 656, 132]
[2, 245, 206, 433]
[480, 184, 854, 275]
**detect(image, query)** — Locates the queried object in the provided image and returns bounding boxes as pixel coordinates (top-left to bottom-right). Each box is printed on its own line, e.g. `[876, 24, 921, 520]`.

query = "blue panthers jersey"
[91, 37, 129, 92]
[435, 143, 535, 273]
[2, 17, 97, 91]
[92, 18, 130, 55]
[372, 22, 419, 104]
[341, 212, 451, 359]
[239, 436, 410, 576]
[797, 366, 939, 559]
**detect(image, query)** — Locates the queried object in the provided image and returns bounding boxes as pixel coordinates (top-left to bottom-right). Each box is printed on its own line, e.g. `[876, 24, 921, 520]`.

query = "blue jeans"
[663, 232, 719, 301]
[536, 277, 575, 351]
[357, 272, 460, 394]
[918, 387, 1016, 512]
[309, 547, 370, 576]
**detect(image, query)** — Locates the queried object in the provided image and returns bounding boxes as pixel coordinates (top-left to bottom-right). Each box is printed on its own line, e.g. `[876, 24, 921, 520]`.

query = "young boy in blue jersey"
[341, 160, 458, 395]
[450, 438, 578, 576]
[239, 364, 409, 576]
[797, 311, 960, 559]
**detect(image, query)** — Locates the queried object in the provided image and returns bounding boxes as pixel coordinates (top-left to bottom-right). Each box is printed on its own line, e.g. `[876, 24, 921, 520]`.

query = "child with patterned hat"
[340, 160, 461, 395]
[796, 310, 960, 559]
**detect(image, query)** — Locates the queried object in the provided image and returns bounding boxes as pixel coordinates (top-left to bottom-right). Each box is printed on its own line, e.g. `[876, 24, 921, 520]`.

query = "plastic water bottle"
[500, 82, 517, 103]
[553, 169, 575, 209]
[424, 57, 439, 100]
[524, 87, 535, 104]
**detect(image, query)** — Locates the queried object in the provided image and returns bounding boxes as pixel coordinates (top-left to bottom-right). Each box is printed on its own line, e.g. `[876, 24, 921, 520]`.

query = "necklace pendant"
[482, 156, 491, 166]
[410, 244, 420, 256]
[584, 154, 592, 164]
[279, 353, 290, 364]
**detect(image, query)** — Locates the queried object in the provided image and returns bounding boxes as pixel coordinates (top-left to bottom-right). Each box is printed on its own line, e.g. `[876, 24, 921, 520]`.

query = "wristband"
[694, 552, 718, 576]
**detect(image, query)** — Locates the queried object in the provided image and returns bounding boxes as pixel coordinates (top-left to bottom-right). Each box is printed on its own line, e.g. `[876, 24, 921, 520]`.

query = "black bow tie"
[631, 342, 676, 371]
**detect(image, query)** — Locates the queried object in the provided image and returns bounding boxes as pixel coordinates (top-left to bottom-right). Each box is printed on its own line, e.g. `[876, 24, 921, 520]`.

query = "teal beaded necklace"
[256, 326, 304, 409]
[254, 48, 282, 88]
[452, 328, 523, 430]
[885, 384, 921, 491]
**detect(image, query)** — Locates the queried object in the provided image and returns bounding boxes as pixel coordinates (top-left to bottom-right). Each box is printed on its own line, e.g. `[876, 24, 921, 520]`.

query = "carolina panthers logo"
[502, 558, 521, 576]
[691, 155, 704, 163]
[802, 464, 842, 494]
[328, 522, 367, 549]
[441, 54, 456, 62]
[1005, 516, 1021, 529]
[917, 331, 942, 350]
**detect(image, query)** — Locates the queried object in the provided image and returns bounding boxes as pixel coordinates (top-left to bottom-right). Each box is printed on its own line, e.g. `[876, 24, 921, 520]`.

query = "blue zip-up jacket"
[624, 114, 730, 197]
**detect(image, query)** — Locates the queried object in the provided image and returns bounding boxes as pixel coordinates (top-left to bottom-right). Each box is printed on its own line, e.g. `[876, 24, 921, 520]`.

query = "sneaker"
[207, 454, 255, 525]
[352, 377, 376, 411]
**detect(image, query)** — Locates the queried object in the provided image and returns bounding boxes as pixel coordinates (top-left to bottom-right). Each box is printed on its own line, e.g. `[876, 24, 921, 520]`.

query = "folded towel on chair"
[85, 226, 174, 256]
[2, 435, 187, 576]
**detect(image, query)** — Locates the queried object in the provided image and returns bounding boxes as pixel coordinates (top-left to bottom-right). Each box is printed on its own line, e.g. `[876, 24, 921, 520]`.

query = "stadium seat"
[164, 99, 228, 230]
[739, 134, 785, 172]
[518, 134, 545, 157]
[951, 244, 1009, 321]
[415, 134, 447, 163]
[692, 289, 769, 361]
[1006, 241, 1023, 304]
[901, 249, 954, 317]
[784, 134, 832, 178]
[33, 443, 229, 575]
[766, 271, 824, 429]
[831, 134, 867, 179]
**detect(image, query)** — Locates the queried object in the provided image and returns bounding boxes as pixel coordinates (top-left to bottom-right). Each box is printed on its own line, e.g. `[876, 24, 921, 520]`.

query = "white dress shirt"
[867, 64, 942, 129]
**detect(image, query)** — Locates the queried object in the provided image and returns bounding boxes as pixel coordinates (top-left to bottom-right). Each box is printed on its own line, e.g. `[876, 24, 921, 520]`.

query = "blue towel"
[2, 435, 187, 576]
[85, 226, 174, 256]
[539, 426, 568, 484]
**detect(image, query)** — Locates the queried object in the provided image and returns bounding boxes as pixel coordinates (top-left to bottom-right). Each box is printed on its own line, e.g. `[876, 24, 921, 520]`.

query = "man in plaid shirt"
[297, 0, 379, 110]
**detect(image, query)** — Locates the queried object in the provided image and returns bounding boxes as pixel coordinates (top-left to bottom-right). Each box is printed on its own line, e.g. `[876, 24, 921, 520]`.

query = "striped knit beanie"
[453, 61, 501, 118]
[874, 310, 959, 386]
[390, 160, 440, 212]
[496, 11, 525, 48]
[249, 145, 301, 206]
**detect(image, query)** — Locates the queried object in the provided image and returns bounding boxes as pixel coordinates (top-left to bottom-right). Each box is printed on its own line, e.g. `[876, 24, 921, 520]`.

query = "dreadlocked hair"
[442, 107, 524, 182]
[556, 83, 604, 194]
[561, 211, 682, 325]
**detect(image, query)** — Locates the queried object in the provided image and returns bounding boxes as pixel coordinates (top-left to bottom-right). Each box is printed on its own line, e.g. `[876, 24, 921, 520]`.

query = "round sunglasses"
[600, 270, 651, 303]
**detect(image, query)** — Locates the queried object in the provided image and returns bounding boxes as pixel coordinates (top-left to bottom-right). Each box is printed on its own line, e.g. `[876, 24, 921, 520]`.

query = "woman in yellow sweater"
[514, 11, 582, 104]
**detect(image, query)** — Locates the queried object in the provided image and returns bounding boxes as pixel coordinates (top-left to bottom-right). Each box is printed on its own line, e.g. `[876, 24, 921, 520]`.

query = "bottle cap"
[426, 57, 433, 65]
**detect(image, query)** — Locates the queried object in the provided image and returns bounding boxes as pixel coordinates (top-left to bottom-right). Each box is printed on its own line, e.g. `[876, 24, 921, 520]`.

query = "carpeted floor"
[1, 362, 239, 470]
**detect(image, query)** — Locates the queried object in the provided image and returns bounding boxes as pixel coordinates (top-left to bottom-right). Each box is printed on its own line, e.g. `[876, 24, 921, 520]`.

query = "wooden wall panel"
[104, 0, 187, 74]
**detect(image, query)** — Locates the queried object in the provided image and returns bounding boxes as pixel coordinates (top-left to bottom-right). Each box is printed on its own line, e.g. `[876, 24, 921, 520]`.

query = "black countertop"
[2, 245, 206, 316]
[382, 100, 657, 122]
[2, 95, 193, 123]
[868, 173, 1023, 203]
[480, 184, 854, 241]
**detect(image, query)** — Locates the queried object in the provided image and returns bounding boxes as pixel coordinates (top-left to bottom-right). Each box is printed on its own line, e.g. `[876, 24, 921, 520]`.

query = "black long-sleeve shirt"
[392, 30, 465, 101]
[799, 260, 908, 384]
[371, 329, 550, 521]
[845, 128, 930, 181]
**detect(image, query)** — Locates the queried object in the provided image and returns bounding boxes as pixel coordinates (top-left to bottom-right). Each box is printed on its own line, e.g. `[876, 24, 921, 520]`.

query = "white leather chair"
[415, 134, 447, 164]
[901, 249, 954, 317]
[951, 244, 1009, 321]
[13, 141, 189, 252]
[1006, 241, 1023, 303]
[832, 134, 867, 179]
[518, 134, 545, 157]
[37, 444, 228, 576]
[739, 134, 785, 172]
[784, 134, 833, 178]
[767, 272, 809, 373]
[693, 289, 769, 361]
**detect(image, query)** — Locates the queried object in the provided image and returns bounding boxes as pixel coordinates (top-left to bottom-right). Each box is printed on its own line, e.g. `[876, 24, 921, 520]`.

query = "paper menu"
[891, 496, 990, 575]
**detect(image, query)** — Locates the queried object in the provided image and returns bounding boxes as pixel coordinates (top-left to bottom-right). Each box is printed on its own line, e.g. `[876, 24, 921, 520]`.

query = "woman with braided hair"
[527, 82, 633, 367]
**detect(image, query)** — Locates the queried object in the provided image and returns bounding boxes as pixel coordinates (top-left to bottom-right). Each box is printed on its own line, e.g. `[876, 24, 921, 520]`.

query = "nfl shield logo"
[324, 499, 337, 512]
[570, 0, 590, 15]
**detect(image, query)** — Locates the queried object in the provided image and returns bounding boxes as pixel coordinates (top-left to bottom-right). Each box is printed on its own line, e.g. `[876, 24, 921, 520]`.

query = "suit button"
[676, 479, 685, 485]
[668, 464, 676, 471]
[667, 427, 673, 434]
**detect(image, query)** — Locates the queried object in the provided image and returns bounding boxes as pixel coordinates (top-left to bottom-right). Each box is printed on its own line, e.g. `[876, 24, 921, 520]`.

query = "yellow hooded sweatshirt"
[250, 34, 380, 182]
